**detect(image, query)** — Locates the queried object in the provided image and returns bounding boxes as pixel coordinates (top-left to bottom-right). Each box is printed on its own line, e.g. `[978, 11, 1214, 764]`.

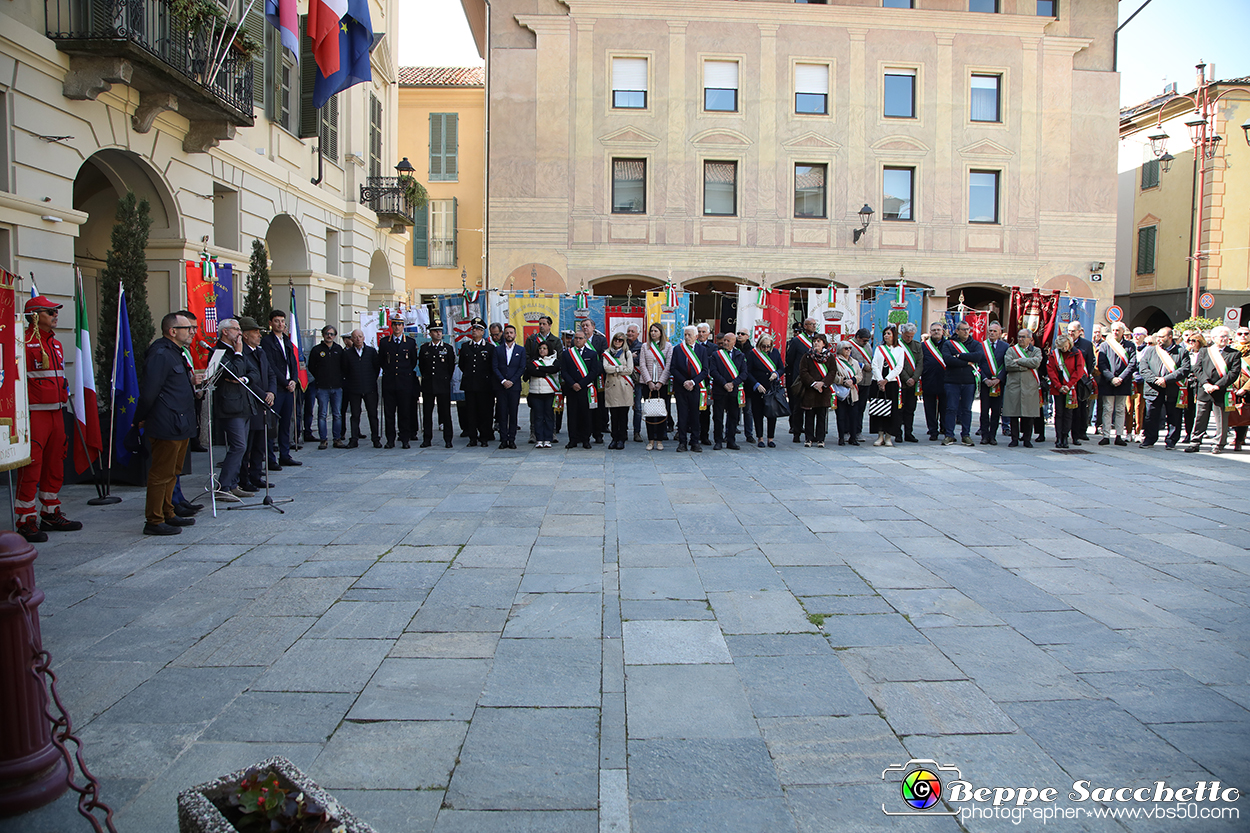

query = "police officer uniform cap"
[428, 319, 443, 331]
[470, 318, 486, 330]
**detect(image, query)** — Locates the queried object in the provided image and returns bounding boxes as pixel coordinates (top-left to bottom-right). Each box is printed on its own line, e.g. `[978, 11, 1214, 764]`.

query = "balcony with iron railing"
[46, 0, 254, 149]
[360, 170, 422, 231]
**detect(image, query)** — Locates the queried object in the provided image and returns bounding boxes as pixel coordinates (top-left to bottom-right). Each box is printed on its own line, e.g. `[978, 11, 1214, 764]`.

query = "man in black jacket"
[709, 331, 746, 450]
[459, 319, 495, 447]
[560, 330, 602, 449]
[212, 319, 255, 500]
[785, 320, 817, 442]
[135, 312, 200, 535]
[581, 318, 609, 444]
[261, 309, 302, 469]
[239, 318, 276, 492]
[418, 320, 456, 447]
[307, 325, 346, 449]
[379, 317, 419, 448]
[1186, 326, 1242, 454]
[343, 329, 382, 448]
[1139, 326, 1189, 449]
[920, 322, 948, 441]
[941, 320, 984, 446]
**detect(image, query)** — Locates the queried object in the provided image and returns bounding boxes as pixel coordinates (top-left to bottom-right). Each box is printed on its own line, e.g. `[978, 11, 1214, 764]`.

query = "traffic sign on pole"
[1226, 307, 1243, 328]
[1199, 293, 1215, 311]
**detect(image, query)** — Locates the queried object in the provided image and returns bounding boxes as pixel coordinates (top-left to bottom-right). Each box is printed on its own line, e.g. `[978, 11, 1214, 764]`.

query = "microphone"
[199, 340, 216, 351]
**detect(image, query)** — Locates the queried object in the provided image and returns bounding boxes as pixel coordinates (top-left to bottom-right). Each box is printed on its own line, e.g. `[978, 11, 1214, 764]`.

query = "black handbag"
[764, 383, 791, 419]
[1075, 375, 1095, 402]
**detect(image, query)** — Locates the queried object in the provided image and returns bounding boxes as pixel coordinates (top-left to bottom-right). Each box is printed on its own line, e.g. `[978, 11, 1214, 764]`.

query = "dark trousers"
[979, 384, 1003, 438]
[531, 394, 555, 442]
[675, 387, 700, 446]
[609, 406, 629, 443]
[748, 388, 777, 440]
[1143, 391, 1182, 447]
[1073, 396, 1091, 440]
[632, 381, 643, 436]
[145, 438, 188, 525]
[788, 378, 803, 436]
[566, 390, 591, 443]
[698, 399, 711, 444]
[1009, 417, 1034, 443]
[1053, 394, 1075, 443]
[923, 388, 947, 438]
[944, 383, 975, 439]
[497, 386, 522, 443]
[423, 388, 453, 444]
[713, 395, 740, 445]
[240, 426, 265, 488]
[269, 388, 294, 463]
[382, 384, 413, 443]
[219, 416, 249, 490]
[895, 387, 918, 441]
[803, 407, 828, 443]
[348, 390, 380, 442]
[464, 390, 494, 443]
[835, 399, 853, 440]
[854, 385, 869, 437]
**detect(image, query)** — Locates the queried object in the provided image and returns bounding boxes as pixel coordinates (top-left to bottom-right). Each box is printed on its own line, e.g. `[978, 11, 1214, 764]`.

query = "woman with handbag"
[638, 323, 673, 451]
[797, 334, 834, 447]
[1047, 334, 1087, 448]
[1003, 328, 1044, 447]
[525, 341, 560, 448]
[602, 332, 635, 450]
[833, 341, 860, 446]
[869, 325, 904, 447]
[747, 333, 784, 448]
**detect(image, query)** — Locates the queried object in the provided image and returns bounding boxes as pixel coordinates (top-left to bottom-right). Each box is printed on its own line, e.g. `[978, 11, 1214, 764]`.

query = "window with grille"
[794, 164, 826, 219]
[1136, 226, 1157, 275]
[612, 159, 646, 214]
[612, 57, 648, 109]
[430, 113, 459, 182]
[704, 161, 737, 216]
[795, 64, 829, 115]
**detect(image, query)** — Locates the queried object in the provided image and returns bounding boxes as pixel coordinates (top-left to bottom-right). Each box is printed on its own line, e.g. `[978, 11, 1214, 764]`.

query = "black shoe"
[39, 513, 83, 532]
[143, 522, 180, 536]
[691, 443, 702, 453]
[905, 435, 918, 443]
[401, 441, 411, 449]
[355, 432, 367, 440]
[384, 442, 395, 449]
[166, 515, 195, 527]
[1114, 438, 1127, 447]
[980, 437, 990, 445]
[1098, 437, 1110, 446]
[713, 443, 723, 450]
[1140, 442, 1154, 448]
[174, 503, 197, 517]
[767, 441, 776, 448]
[346, 441, 359, 449]
[372, 440, 382, 449]
[279, 457, 302, 467]
[189, 442, 209, 453]
[1023, 440, 1033, 449]
[758, 441, 767, 448]
[420, 441, 432, 448]
[467, 440, 478, 447]
[594, 436, 604, 444]
[837, 438, 845, 446]
[17, 521, 47, 543]
[793, 435, 801, 443]
[634, 432, 643, 442]
[1009, 439, 1019, 448]
[269, 462, 283, 472]
[567, 442, 578, 449]
[446, 441, 453, 448]
[744, 436, 756, 444]
[303, 431, 317, 443]
[583, 442, 592, 449]
[989, 437, 998, 446]
[248, 481, 275, 490]
[700, 438, 711, 447]
[676, 443, 687, 452]
[500, 441, 509, 449]
[1184, 444, 1200, 453]
[1072, 439, 1082, 446]
[849, 438, 860, 446]
[727, 443, 741, 450]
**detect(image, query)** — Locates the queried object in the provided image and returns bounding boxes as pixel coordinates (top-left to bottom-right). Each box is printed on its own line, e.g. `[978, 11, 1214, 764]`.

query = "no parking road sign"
[1105, 305, 1123, 324]
[1199, 293, 1215, 311]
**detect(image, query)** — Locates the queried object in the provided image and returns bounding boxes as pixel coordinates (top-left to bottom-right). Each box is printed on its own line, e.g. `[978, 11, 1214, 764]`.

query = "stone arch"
[507, 263, 566, 294]
[1132, 305, 1173, 332]
[946, 281, 1009, 325]
[368, 249, 397, 297]
[589, 274, 662, 297]
[266, 214, 308, 274]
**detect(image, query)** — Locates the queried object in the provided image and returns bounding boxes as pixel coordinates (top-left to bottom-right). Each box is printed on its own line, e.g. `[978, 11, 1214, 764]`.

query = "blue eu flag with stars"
[114, 290, 141, 465]
[312, 0, 372, 109]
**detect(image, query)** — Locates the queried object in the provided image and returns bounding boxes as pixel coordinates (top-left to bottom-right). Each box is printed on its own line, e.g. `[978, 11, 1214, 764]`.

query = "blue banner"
[559, 295, 607, 335]
[1058, 297, 1096, 339]
[858, 289, 925, 347]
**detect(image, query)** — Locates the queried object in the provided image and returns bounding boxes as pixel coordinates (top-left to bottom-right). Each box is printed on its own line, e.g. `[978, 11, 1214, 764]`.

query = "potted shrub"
[177, 757, 375, 833]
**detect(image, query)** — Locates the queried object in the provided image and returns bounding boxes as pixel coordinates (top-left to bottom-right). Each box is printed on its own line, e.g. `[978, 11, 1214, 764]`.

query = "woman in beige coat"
[602, 331, 635, 449]
[1003, 328, 1044, 447]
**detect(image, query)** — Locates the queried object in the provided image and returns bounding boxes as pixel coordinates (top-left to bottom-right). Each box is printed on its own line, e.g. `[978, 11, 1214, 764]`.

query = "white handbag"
[641, 397, 667, 418]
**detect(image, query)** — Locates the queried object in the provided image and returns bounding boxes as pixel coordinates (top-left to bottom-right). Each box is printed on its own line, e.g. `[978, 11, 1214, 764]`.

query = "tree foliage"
[1173, 316, 1222, 334]
[242, 238, 272, 323]
[96, 191, 155, 390]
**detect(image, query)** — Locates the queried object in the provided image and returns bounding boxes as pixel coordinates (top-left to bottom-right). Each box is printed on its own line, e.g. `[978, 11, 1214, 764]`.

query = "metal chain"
[6, 577, 117, 833]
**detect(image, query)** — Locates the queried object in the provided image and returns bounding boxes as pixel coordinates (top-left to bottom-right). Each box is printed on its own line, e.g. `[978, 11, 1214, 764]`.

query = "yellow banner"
[509, 292, 560, 344]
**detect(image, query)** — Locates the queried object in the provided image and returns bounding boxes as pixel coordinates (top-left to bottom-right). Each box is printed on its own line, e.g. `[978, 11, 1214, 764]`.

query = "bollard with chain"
[0, 531, 116, 831]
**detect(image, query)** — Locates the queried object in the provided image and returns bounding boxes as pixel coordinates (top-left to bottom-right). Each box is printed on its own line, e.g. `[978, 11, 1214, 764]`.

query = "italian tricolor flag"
[71, 268, 102, 473]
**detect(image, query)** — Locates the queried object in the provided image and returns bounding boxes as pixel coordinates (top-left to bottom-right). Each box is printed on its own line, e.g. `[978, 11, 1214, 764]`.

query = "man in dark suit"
[493, 323, 526, 449]
[418, 320, 456, 448]
[378, 317, 418, 448]
[920, 322, 948, 440]
[671, 325, 709, 452]
[1139, 326, 1189, 449]
[694, 322, 716, 446]
[941, 320, 984, 446]
[1067, 321, 1096, 442]
[342, 329, 382, 448]
[709, 331, 746, 450]
[785, 320, 817, 442]
[459, 319, 495, 447]
[560, 330, 601, 449]
[1185, 326, 1241, 454]
[1096, 321, 1137, 446]
[239, 317, 276, 493]
[261, 309, 302, 469]
[580, 318, 608, 443]
[977, 322, 1009, 445]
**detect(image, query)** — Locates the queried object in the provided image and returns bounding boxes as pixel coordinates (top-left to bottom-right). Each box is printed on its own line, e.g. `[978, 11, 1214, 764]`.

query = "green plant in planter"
[170, 0, 261, 65]
[399, 175, 429, 211]
[223, 768, 345, 833]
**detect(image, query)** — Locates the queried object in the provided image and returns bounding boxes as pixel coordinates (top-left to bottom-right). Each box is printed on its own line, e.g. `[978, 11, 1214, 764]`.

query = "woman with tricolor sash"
[747, 333, 784, 448]
[602, 332, 635, 450]
[1046, 334, 1087, 449]
[833, 341, 860, 446]
[796, 333, 834, 447]
[869, 325, 905, 447]
[639, 323, 673, 451]
[1003, 328, 1044, 448]
[671, 325, 709, 452]
[525, 340, 561, 448]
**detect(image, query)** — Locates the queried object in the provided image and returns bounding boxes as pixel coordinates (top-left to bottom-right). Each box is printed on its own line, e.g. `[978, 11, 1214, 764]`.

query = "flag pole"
[104, 284, 123, 495]
[82, 267, 120, 505]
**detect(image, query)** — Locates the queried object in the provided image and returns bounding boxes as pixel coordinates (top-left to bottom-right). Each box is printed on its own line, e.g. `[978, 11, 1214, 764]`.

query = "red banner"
[186, 261, 216, 369]
[1008, 287, 1061, 346]
[0, 267, 22, 452]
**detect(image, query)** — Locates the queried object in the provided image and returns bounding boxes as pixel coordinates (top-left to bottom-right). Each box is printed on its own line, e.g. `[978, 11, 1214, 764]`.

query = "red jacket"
[1047, 348, 1086, 394]
[25, 325, 67, 411]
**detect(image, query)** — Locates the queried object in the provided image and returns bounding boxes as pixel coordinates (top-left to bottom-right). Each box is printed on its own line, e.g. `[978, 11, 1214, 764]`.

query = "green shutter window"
[299, 17, 318, 139]
[1141, 159, 1160, 190]
[412, 203, 429, 266]
[1136, 225, 1157, 275]
[243, 5, 267, 106]
[429, 113, 458, 181]
[321, 93, 339, 161]
[369, 94, 383, 179]
[451, 196, 458, 267]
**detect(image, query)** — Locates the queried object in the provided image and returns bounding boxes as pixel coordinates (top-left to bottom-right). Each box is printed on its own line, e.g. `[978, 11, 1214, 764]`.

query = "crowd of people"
[12, 293, 1247, 541]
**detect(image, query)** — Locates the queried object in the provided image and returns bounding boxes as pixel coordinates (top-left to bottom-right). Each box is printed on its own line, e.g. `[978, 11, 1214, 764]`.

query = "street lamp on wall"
[852, 204, 874, 244]
[1158, 151, 1175, 174]
[395, 157, 415, 175]
[1242, 119, 1250, 145]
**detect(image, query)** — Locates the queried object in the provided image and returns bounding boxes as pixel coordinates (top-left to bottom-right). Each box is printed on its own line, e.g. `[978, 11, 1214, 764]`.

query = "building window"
[1141, 159, 1160, 190]
[969, 0, 998, 11]
[704, 60, 739, 112]
[325, 228, 340, 276]
[318, 94, 338, 162]
[278, 55, 295, 131]
[703, 161, 737, 216]
[1136, 226, 1157, 275]
[970, 74, 1000, 122]
[884, 69, 915, 119]
[0, 91, 9, 192]
[794, 164, 826, 219]
[883, 168, 914, 221]
[795, 63, 829, 115]
[612, 158, 646, 214]
[430, 199, 458, 268]
[612, 57, 648, 108]
[368, 94, 383, 179]
[213, 184, 239, 250]
[883, 0, 913, 7]
[430, 113, 458, 182]
[969, 170, 1000, 224]
[1037, 0, 1056, 15]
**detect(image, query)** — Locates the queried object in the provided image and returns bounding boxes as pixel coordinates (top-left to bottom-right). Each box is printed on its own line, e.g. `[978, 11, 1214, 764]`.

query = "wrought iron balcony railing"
[46, 0, 254, 128]
[360, 177, 416, 228]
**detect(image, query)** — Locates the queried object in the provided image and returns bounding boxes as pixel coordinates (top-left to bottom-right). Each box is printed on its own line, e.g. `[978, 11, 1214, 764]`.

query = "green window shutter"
[1141, 159, 1159, 190]
[369, 94, 382, 179]
[299, 16, 318, 139]
[452, 197, 458, 266]
[429, 113, 444, 180]
[324, 93, 338, 161]
[243, 5, 267, 106]
[412, 203, 429, 266]
[1136, 226, 1156, 275]
[445, 114, 458, 180]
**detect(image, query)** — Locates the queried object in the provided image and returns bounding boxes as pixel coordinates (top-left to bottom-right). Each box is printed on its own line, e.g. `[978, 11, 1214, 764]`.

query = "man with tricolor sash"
[1095, 321, 1136, 447]
[1139, 327, 1189, 449]
[920, 322, 948, 441]
[671, 325, 709, 452]
[709, 332, 747, 450]
[845, 328, 875, 442]
[1185, 325, 1241, 454]
[940, 320, 983, 446]
[977, 322, 1009, 446]
[560, 330, 601, 449]
[695, 323, 716, 446]
[896, 323, 922, 444]
[786, 318, 819, 442]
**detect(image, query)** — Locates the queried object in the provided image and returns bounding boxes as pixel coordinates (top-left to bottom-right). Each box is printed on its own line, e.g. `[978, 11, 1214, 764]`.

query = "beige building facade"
[1, 0, 410, 349]
[462, 0, 1120, 324]
[398, 66, 486, 301]
[1117, 76, 1250, 330]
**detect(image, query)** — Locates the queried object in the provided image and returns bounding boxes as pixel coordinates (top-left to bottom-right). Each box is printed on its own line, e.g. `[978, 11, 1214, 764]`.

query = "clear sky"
[395, 0, 1250, 109]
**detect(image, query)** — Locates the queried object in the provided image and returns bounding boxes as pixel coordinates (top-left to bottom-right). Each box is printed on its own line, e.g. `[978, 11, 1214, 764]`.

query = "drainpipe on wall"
[483, 0, 491, 291]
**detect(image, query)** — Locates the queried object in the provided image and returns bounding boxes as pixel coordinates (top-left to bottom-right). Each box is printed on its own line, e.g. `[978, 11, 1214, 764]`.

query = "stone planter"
[176, 756, 376, 833]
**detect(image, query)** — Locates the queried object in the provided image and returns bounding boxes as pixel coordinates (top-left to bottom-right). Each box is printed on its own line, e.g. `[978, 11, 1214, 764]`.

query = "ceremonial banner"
[439, 294, 483, 345]
[646, 290, 691, 344]
[186, 260, 234, 369]
[559, 294, 606, 333]
[718, 294, 738, 336]
[113, 288, 140, 465]
[0, 267, 30, 470]
[487, 291, 509, 332]
[1008, 287, 1061, 346]
[508, 291, 561, 343]
[1057, 297, 1096, 342]
[858, 288, 924, 346]
[605, 306, 646, 340]
[944, 309, 989, 342]
[805, 287, 858, 340]
[735, 286, 789, 343]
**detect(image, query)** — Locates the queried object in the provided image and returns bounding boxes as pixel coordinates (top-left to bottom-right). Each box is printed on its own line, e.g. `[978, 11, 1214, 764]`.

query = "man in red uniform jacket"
[16, 295, 82, 542]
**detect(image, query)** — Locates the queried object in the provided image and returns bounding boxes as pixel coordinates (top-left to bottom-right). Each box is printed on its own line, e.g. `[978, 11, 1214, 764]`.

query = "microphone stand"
[216, 354, 293, 513]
